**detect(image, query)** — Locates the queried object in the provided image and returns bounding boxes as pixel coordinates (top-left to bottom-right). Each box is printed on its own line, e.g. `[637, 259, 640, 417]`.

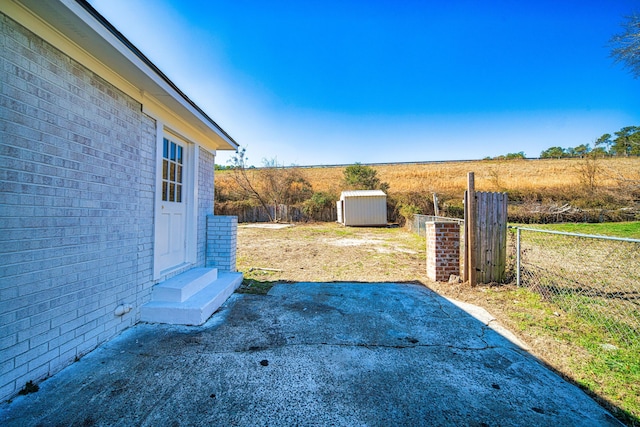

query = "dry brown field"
[217, 157, 639, 199]
[215, 157, 639, 222]
[298, 157, 639, 195]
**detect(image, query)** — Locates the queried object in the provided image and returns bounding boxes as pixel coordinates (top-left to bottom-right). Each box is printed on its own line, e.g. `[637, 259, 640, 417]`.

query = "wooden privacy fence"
[465, 172, 508, 284]
[215, 203, 337, 223]
[216, 202, 401, 224]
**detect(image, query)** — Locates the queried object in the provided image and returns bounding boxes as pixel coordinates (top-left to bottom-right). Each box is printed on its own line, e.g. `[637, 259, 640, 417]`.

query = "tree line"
[540, 126, 640, 159]
[485, 126, 639, 160]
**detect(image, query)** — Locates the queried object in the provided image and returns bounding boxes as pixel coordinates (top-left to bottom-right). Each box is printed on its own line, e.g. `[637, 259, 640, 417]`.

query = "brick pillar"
[426, 221, 460, 282]
[206, 215, 238, 272]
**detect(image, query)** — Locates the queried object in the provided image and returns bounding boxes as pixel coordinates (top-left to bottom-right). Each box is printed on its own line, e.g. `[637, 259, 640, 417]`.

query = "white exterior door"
[156, 137, 188, 274]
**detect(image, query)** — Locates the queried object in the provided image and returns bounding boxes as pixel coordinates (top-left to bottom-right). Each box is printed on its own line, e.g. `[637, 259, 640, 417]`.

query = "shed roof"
[341, 190, 387, 198]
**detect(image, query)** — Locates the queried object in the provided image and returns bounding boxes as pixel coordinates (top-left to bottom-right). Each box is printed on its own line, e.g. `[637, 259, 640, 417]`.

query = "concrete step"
[151, 267, 218, 303]
[141, 271, 243, 325]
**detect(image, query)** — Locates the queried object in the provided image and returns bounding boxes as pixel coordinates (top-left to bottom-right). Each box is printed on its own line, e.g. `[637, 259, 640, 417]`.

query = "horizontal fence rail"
[509, 226, 640, 346]
[410, 214, 464, 237]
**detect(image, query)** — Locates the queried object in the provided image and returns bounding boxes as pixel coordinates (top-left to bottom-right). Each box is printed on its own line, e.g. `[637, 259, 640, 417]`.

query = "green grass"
[486, 285, 640, 425]
[236, 278, 280, 295]
[527, 221, 640, 239]
[504, 222, 639, 424]
[572, 325, 640, 425]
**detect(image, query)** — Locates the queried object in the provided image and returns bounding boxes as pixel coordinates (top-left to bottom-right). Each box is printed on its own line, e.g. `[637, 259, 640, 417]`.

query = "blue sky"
[88, 0, 639, 166]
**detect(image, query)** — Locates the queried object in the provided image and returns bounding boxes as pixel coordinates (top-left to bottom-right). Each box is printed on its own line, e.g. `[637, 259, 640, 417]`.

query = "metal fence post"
[516, 227, 521, 287]
[507, 227, 640, 345]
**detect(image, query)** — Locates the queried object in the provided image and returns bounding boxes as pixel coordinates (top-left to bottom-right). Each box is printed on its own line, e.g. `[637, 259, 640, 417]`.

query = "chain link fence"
[410, 216, 639, 346]
[410, 214, 464, 237]
[410, 214, 466, 279]
[509, 227, 640, 346]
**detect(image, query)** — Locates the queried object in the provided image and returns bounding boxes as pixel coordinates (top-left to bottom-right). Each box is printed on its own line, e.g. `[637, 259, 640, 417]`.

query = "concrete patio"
[0, 282, 622, 426]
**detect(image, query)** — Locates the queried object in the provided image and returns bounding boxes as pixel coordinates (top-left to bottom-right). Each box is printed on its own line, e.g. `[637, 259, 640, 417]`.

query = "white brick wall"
[134, 114, 157, 314]
[206, 216, 238, 272]
[197, 148, 215, 266]
[0, 13, 159, 400]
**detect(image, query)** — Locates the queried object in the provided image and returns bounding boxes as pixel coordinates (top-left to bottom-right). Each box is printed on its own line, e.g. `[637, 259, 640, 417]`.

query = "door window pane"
[161, 138, 185, 203]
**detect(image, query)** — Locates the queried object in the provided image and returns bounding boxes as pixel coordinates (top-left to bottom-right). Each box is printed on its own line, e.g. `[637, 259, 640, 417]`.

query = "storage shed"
[337, 190, 388, 226]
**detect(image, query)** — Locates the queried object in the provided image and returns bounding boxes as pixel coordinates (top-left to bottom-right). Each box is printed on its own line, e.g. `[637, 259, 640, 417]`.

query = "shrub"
[398, 203, 421, 222]
[303, 191, 337, 217]
[343, 163, 389, 191]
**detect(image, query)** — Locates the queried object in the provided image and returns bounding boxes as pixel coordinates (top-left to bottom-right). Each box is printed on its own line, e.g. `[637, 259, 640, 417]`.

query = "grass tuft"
[17, 381, 39, 396]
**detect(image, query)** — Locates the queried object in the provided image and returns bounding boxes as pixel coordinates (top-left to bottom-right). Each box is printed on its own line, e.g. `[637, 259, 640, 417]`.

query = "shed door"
[156, 137, 187, 273]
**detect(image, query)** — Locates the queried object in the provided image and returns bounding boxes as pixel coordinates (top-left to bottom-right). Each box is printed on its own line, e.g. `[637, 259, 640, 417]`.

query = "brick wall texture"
[197, 147, 215, 266]
[426, 222, 460, 282]
[206, 215, 238, 272]
[0, 13, 222, 400]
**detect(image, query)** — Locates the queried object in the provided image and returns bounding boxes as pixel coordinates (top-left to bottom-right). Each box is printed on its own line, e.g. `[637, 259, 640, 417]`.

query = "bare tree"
[576, 152, 601, 193]
[228, 147, 274, 221]
[260, 158, 312, 221]
[227, 150, 313, 222]
[609, 13, 640, 78]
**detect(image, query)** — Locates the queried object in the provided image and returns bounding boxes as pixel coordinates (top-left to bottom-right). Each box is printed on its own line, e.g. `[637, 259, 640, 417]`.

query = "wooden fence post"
[467, 172, 476, 286]
[463, 190, 468, 282]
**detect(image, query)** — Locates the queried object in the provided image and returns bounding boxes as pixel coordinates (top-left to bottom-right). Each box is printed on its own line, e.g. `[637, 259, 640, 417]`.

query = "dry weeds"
[218, 157, 639, 199]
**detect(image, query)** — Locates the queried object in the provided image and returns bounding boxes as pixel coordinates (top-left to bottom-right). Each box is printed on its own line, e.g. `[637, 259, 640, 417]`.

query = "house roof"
[12, 0, 238, 152]
[340, 190, 387, 198]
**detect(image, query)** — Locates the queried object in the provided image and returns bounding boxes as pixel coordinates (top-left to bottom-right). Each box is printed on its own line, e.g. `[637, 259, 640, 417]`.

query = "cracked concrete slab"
[443, 297, 531, 351]
[0, 282, 622, 426]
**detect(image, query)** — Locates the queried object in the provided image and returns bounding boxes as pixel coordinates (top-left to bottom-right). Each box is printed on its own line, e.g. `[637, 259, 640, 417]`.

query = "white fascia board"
[13, 0, 238, 151]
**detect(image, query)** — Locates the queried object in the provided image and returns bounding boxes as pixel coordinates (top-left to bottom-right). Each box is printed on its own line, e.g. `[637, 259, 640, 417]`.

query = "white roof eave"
[16, 0, 238, 151]
[341, 190, 387, 198]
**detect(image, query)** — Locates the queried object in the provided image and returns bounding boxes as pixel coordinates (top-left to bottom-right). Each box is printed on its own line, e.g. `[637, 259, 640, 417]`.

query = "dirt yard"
[237, 222, 427, 285]
[238, 222, 494, 305]
[236, 222, 520, 305]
